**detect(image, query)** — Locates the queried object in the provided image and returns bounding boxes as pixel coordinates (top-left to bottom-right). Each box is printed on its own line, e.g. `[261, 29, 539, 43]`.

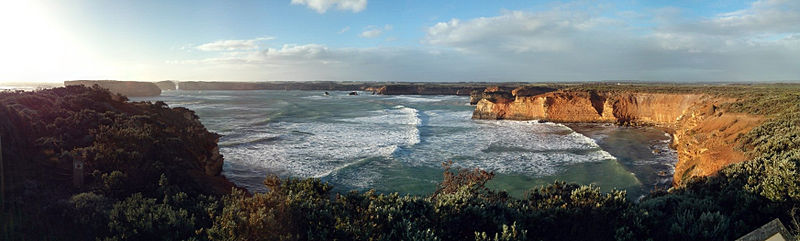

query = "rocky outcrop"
[469, 86, 515, 105]
[65, 80, 162, 97]
[366, 84, 485, 96]
[670, 101, 763, 185]
[469, 90, 484, 105]
[469, 86, 555, 105]
[473, 90, 763, 186]
[155, 80, 177, 90]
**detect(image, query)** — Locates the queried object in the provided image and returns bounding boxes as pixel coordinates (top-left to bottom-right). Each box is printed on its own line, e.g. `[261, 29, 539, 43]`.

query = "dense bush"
[202, 166, 631, 241]
[0, 86, 229, 240]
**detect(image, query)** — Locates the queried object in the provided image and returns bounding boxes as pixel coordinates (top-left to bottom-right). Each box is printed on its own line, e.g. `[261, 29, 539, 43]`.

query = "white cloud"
[291, 0, 367, 13]
[338, 26, 350, 34]
[424, 10, 611, 53]
[359, 29, 381, 38]
[709, 0, 800, 34]
[168, 43, 498, 81]
[196, 37, 274, 51]
[418, 1, 800, 81]
[643, 0, 800, 55]
[360, 25, 392, 38]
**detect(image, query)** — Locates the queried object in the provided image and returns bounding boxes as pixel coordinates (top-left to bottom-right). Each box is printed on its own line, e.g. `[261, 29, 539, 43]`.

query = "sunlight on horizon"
[0, 1, 114, 83]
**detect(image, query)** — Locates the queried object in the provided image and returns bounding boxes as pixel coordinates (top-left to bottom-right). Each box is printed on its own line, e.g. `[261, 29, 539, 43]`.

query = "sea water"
[133, 90, 677, 198]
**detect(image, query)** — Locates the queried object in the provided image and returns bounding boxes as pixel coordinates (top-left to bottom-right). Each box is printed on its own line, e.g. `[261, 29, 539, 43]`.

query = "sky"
[0, 0, 798, 83]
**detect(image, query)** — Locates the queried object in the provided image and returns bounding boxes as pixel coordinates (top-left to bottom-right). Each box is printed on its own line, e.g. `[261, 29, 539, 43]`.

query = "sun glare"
[0, 1, 108, 83]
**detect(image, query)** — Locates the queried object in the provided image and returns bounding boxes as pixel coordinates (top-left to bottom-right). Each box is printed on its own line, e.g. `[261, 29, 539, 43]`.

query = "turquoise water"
[133, 90, 676, 198]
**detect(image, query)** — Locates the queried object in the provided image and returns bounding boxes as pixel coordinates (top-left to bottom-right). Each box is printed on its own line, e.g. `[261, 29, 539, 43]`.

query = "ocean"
[133, 90, 677, 198]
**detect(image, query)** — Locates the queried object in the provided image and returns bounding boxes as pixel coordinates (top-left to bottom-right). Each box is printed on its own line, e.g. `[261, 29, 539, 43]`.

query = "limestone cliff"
[155, 80, 177, 90]
[469, 86, 556, 105]
[366, 84, 484, 96]
[473, 89, 763, 186]
[178, 81, 369, 91]
[65, 80, 162, 97]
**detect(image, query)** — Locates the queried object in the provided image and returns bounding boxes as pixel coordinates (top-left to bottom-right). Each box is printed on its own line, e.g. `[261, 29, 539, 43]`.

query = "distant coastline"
[59, 80, 543, 97]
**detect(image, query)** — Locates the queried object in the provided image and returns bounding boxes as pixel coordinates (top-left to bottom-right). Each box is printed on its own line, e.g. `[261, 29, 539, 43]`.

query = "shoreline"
[469, 87, 765, 186]
[564, 123, 678, 193]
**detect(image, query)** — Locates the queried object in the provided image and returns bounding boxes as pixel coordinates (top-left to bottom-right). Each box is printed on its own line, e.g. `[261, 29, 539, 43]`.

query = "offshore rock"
[366, 84, 484, 96]
[155, 80, 177, 90]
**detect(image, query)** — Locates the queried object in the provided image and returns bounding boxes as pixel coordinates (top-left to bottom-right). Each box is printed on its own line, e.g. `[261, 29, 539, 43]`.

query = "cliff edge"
[0, 85, 233, 195]
[473, 88, 763, 186]
[65, 80, 162, 97]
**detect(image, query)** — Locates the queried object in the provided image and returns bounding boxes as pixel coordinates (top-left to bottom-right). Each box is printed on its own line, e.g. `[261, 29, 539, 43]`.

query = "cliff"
[65, 80, 162, 97]
[155, 80, 177, 90]
[473, 88, 763, 186]
[0, 85, 234, 195]
[365, 84, 485, 95]
[177, 81, 534, 96]
[178, 81, 370, 91]
[469, 86, 556, 105]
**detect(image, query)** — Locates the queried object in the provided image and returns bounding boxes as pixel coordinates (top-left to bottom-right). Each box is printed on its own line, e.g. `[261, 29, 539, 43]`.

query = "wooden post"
[1, 135, 4, 210]
[72, 153, 84, 188]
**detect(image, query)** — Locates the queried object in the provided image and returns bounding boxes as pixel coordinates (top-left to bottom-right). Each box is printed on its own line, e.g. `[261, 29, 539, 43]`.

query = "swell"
[219, 134, 281, 147]
[393, 105, 423, 148]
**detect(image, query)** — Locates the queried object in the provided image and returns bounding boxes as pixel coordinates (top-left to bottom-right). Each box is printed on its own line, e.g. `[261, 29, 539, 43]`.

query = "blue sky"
[0, 0, 798, 82]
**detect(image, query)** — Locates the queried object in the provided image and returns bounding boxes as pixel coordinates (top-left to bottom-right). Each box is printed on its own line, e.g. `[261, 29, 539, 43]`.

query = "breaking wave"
[133, 90, 669, 195]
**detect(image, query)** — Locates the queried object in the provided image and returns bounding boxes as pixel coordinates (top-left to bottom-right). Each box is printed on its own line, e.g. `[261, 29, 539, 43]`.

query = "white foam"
[157, 91, 627, 190]
[424, 110, 475, 128]
[341, 105, 421, 147]
[222, 105, 423, 181]
[219, 132, 281, 147]
[391, 111, 616, 177]
[389, 95, 444, 103]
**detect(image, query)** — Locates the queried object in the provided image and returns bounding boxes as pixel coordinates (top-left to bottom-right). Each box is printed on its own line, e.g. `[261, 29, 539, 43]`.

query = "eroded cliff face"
[469, 86, 556, 105]
[366, 84, 483, 95]
[65, 80, 162, 97]
[670, 100, 763, 185]
[473, 89, 763, 186]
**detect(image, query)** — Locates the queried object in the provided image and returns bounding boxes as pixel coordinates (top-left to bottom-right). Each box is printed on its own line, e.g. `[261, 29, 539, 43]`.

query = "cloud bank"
[174, 0, 800, 82]
[196, 37, 274, 51]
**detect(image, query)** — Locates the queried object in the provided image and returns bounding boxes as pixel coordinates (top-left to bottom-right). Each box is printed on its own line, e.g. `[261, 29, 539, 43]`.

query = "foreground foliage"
[2, 86, 800, 240]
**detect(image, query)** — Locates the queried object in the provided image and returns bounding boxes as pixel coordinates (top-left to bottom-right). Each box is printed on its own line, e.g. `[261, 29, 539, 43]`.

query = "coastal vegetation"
[1, 85, 799, 240]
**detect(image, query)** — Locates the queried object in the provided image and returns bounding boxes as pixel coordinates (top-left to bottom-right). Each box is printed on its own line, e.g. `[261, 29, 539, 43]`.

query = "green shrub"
[474, 222, 526, 241]
[104, 193, 200, 241]
[69, 192, 112, 237]
[208, 177, 338, 241]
